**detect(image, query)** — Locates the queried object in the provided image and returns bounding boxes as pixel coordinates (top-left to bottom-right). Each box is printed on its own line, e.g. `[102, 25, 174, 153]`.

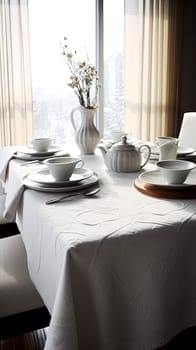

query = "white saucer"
[150, 145, 195, 156]
[24, 173, 99, 193]
[27, 168, 94, 186]
[17, 145, 62, 157]
[139, 168, 196, 188]
[14, 150, 69, 161]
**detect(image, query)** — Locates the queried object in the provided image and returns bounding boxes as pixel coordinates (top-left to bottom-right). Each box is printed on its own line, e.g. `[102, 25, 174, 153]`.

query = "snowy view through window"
[29, 0, 124, 143]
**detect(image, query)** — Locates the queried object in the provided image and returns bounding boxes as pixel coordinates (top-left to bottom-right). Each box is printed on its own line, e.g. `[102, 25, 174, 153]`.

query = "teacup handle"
[139, 144, 151, 168]
[70, 107, 80, 132]
[76, 159, 84, 168]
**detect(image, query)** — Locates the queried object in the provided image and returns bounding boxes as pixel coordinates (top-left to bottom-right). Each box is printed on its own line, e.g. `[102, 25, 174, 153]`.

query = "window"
[103, 0, 125, 139]
[28, 0, 125, 143]
[29, 0, 96, 144]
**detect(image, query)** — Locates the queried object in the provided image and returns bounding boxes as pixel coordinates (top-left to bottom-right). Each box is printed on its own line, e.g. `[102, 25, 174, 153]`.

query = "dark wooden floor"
[0, 328, 47, 350]
[1, 326, 196, 350]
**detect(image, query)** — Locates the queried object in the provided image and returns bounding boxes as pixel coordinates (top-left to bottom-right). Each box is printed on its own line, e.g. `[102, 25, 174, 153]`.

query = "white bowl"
[156, 160, 196, 184]
[111, 130, 128, 143]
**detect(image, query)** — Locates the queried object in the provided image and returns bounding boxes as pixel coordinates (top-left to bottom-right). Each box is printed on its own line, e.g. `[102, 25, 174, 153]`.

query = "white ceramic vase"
[70, 106, 101, 154]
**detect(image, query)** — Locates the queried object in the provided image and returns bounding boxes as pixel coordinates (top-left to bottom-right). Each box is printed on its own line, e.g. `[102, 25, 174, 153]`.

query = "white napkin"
[0, 149, 20, 222]
[0, 151, 17, 182]
[0, 159, 15, 222]
[3, 183, 25, 222]
[0, 181, 11, 223]
[3, 162, 49, 222]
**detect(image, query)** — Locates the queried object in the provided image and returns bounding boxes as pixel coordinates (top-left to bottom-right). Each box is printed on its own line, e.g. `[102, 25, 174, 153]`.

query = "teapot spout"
[98, 144, 108, 160]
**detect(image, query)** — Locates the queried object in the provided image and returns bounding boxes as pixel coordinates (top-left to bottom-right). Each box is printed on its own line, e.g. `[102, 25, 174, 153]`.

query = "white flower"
[61, 37, 100, 108]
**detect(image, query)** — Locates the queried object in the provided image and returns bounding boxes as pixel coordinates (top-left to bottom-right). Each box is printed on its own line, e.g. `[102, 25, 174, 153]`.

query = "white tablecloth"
[1, 147, 196, 350]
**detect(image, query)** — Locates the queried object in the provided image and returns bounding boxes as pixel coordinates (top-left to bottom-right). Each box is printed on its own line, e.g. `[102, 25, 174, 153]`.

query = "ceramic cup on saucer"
[111, 129, 128, 143]
[44, 157, 84, 181]
[31, 137, 55, 152]
[156, 136, 179, 160]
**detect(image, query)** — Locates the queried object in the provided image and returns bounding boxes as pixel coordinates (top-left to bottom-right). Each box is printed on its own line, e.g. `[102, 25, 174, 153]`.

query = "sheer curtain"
[0, 0, 33, 146]
[125, 0, 184, 142]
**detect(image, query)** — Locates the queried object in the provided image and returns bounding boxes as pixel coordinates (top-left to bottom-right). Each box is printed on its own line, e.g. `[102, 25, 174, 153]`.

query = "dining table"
[1, 144, 196, 350]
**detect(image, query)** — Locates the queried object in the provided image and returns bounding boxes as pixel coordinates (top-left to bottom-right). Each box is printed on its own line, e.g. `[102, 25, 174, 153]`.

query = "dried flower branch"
[61, 37, 100, 109]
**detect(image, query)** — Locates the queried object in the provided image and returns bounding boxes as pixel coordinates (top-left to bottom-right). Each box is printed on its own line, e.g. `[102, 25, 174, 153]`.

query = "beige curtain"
[0, 0, 33, 146]
[125, 0, 184, 142]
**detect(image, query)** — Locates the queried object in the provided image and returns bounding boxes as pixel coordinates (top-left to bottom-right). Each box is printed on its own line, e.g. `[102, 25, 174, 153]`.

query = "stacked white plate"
[24, 167, 99, 193]
[139, 168, 196, 189]
[14, 145, 69, 161]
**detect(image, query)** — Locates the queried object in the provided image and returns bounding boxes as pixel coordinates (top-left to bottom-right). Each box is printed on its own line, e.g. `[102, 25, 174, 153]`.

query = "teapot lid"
[111, 135, 136, 151]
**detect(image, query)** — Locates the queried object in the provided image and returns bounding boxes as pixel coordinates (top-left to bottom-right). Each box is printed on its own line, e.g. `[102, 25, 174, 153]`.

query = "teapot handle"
[139, 144, 151, 168]
[70, 107, 80, 132]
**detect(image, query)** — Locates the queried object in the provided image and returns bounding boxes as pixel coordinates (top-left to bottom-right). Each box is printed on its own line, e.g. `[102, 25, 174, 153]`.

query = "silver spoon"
[20, 160, 43, 166]
[45, 186, 100, 205]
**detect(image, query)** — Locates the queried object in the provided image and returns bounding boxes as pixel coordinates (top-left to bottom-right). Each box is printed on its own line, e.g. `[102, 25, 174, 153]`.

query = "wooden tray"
[134, 177, 196, 199]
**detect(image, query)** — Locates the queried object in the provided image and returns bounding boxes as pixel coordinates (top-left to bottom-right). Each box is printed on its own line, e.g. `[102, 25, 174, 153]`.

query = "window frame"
[96, 0, 104, 137]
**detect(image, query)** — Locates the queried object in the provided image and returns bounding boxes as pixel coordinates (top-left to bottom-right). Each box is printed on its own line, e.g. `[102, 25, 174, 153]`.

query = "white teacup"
[156, 137, 179, 160]
[44, 157, 84, 181]
[31, 137, 55, 152]
[156, 136, 178, 146]
[111, 130, 128, 143]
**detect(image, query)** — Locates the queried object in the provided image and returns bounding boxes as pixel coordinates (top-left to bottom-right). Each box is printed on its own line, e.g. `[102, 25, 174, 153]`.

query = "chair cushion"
[0, 235, 44, 317]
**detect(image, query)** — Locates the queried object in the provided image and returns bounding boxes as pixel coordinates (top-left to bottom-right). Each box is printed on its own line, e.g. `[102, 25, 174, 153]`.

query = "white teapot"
[98, 136, 151, 172]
